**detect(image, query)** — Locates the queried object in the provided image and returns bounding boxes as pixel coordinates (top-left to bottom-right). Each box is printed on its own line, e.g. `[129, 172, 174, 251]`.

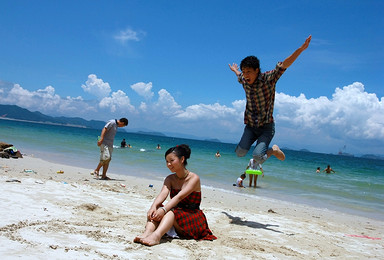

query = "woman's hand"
[149, 207, 166, 222]
[147, 207, 157, 220]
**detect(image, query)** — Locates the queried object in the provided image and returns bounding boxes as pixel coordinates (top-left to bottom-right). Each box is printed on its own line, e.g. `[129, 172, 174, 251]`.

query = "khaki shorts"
[99, 144, 113, 163]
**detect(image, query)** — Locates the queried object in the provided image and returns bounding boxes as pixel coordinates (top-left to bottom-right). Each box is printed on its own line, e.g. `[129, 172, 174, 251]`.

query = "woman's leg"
[133, 219, 159, 243]
[141, 211, 175, 246]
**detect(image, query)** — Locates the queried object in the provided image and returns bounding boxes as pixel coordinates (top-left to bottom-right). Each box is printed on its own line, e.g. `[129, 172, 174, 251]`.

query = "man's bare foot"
[272, 145, 285, 161]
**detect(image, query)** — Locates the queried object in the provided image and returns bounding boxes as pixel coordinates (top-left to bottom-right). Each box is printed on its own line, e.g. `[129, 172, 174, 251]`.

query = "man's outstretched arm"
[282, 35, 311, 69]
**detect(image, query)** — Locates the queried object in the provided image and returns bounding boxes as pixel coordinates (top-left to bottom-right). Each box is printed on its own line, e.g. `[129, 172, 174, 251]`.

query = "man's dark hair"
[240, 56, 260, 71]
[119, 118, 129, 126]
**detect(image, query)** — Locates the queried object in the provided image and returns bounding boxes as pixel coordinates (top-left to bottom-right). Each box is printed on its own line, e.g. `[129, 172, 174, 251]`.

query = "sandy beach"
[0, 155, 383, 259]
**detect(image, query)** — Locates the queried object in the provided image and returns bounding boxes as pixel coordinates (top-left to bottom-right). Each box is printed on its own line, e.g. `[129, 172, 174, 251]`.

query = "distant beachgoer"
[246, 158, 264, 187]
[229, 36, 311, 167]
[121, 138, 127, 148]
[235, 173, 246, 188]
[157, 144, 161, 150]
[215, 150, 221, 158]
[316, 167, 321, 173]
[128, 144, 132, 148]
[323, 165, 336, 174]
[93, 118, 128, 180]
[134, 144, 216, 246]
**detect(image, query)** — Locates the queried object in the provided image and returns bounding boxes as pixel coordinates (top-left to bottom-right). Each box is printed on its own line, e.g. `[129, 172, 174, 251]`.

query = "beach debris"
[57, 170, 64, 174]
[345, 234, 381, 240]
[6, 179, 21, 183]
[24, 169, 36, 174]
[49, 245, 58, 250]
[149, 184, 153, 188]
[80, 203, 99, 211]
[0, 143, 23, 158]
[90, 171, 99, 177]
[268, 209, 277, 214]
[0, 152, 10, 158]
[121, 183, 126, 187]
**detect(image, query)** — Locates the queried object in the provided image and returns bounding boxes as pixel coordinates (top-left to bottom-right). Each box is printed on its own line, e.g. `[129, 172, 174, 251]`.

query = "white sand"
[0, 156, 383, 259]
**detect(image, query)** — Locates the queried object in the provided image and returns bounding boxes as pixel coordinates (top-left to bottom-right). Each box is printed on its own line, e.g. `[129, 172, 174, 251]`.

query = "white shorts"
[99, 144, 113, 163]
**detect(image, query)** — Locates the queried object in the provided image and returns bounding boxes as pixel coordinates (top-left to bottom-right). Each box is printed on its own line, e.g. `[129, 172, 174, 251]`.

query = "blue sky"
[1, 0, 383, 155]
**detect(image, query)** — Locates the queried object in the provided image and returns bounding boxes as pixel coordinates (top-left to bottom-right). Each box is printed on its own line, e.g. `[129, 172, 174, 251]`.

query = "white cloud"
[154, 89, 183, 116]
[176, 103, 239, 120]
[114, 28, 145, 44]
[131, 82, 154, 99]
[139, 102, 147, 112]
[275, 82, 384, 141]
[81, 74, 111, 99]
[7, 84, 61, 110]
[99, 90, 135, 113]
[173, 102, 244, 133]
[0, 84, 96, 116]
[310, 38, 332, 46]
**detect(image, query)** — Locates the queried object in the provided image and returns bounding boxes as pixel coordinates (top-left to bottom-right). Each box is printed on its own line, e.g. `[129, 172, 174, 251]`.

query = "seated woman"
[134, 144, 217, 246]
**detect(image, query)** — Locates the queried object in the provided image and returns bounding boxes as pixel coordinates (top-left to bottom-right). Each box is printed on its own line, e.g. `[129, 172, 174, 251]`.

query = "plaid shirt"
[238, 62, 286, 128]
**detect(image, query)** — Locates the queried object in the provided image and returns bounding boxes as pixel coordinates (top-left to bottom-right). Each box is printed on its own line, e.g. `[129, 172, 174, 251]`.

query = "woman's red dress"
[170, 188, 217, 241]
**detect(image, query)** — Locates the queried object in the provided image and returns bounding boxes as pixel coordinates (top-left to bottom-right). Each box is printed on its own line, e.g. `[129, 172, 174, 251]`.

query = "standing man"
[93, 118, 128, 180]
[229, 35, 311, 165]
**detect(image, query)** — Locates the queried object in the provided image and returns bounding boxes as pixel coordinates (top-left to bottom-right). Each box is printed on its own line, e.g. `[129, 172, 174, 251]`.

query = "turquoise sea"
[1, 119, 383, 221]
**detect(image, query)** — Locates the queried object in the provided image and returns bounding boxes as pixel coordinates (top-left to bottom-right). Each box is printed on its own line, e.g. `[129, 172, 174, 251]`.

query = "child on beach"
[235, 173, 246, 187]
[134, 144, 216, 246]
[229, 35, 311, 168]
[246, 158, 264, 187]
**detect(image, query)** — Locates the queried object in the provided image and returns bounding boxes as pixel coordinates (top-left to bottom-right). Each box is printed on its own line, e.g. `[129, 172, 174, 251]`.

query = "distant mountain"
[361, 154, 384, 160]
[136, 131, 166, 137]
[0, 104, 224, 142]
[204, 138, 222, 143]
[0, 104, 106, 129]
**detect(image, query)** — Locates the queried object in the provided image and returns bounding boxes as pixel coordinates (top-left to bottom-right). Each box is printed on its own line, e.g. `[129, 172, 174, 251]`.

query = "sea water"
[1, 119, 383, 220]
